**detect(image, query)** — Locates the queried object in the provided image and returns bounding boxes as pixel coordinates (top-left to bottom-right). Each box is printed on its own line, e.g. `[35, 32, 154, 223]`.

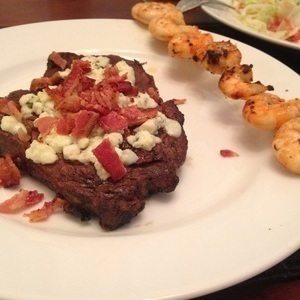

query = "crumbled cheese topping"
[115, 60, 135, 84]
[25, 140, 58, 164]
[118, 92, 158, 109]
[127, 130, 162, 151]
[20, 91, 55, 118]
[0, 116, 27, 135]
[136, 112, 182, 137]
[81, 55, 110, 83]
[1, 54, 183, 181]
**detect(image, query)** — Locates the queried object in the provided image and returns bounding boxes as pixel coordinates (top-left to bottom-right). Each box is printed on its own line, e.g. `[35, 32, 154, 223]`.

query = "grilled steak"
[0, 52, 187, 230]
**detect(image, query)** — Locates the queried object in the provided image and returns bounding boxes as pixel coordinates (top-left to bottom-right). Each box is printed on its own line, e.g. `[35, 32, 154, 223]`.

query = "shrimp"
[194, 41, 242, 75]
[168, 31, 214, 59]
[272, 117, 300, 174]
[242, 93, 300, 130]
[218, 64, 274, 100]
[148, 16, 198, 42]
[131, 2, 184, 25]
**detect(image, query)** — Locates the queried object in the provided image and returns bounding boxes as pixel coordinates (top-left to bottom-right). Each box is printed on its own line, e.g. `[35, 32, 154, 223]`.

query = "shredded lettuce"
[232, 0, 300, 42]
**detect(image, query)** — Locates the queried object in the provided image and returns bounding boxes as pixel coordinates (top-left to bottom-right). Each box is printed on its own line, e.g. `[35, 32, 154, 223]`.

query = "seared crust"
[0, 52, 188, 230]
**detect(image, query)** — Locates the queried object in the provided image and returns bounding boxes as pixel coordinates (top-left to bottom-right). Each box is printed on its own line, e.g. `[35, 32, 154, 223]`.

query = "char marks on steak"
[0, 52, 188, 230]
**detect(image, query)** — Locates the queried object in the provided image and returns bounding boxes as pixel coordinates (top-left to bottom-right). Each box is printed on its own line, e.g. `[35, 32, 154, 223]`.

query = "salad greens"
[232, 0, 300, 42]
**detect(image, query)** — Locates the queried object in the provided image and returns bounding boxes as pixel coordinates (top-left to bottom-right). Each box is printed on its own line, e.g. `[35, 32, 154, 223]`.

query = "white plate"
[202, 0, 300, 50]
[0, 19, 300, 300]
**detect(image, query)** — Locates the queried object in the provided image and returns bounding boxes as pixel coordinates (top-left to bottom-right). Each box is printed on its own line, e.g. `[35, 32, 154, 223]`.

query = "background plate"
[202, 0, 300, 50]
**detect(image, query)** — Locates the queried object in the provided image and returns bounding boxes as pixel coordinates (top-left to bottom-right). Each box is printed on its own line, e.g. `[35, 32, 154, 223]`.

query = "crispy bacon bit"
[147, 87, 161, 104]
[49, 51, 68, 70]
[62, 60, 91, 95]
[34, 116, 58, 136]
[114, 81, 137, 96]
[79, 76, 95, 92]
[30, 72, 62, 92]
[29, 57, 163, 141]
[99, 111, 129, 133]
[92, 139, 127, 181]
[7, 101, 23, 120]
[120, 106, 158, 127]
[0, 98, 22, 119]
[24, 196, 66, 222]
[58, 93, 82, 113]
[17, 127, 31, 142]
[25, 190, 44, 205]
[56, 115, 75, 135]
[44, 60, 92, 112]
[71, 110, 99, 138]
[0, 155, 21, 187]
[220, 149, 239, 157]
[173, 98, 187, 105]
[0, 189, 44, 213]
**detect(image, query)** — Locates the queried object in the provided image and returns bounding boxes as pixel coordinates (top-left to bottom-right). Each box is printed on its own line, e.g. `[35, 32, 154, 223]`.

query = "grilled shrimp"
[219, 64, 274, 100]
[168, 31, 214, 59]
[131, 2, 184, 25]
[148, 16, 198, 41]
[243, 93, 300, 130]
[194, 41, 242, 75]
[273, 117, 300, 174]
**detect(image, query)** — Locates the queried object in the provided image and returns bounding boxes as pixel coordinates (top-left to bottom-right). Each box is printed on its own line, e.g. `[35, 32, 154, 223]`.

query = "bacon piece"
[46, 86, 82, 113]
[0, 98, 9, 114]
[108, 80, 138, 97]
[78, 76, 95, 92]
[120, 105, 158, 127]
[0, 98, 22, 119]
[49, 51, 68, 70]
[30, 72, 62, 92]
[57, 93, 82, 113]
[92, 139, 127, 181]
[56, 115, 75, 135]
[172, 98, 187, 105]
[17, 127, 31, 142]
[120, 106, 158, 127]
[24, 196, 66, 222]
[104, 65, 125, 83]
[71, 110, 99, 138]
[7, 101, 23, 120]
[62, 60, 91, 96]
[89, 84, 119, 110]
[80, 98, 111, 116]
[0, 189, 44, 213]
[116, 82, 138, 96]
[34, 116, 58, 136]
[147, 87, 161, 104]
[45, 61, 92, 113]
[0, 155, 21, 187]
[220, 149, 239, 157]
[99, 111, 129, 133]
[119, 105, 142, 120]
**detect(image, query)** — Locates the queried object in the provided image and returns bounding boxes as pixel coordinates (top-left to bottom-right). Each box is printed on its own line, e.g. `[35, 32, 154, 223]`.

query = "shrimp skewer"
[219, 64, 274, 100]
[168, 31, 214, 59]
[131, 2, 184, 25]
[131, 2, 300, 176]
[243, 93, 300, 130]
[148, 16, 198, 41]
[168, 35, 242, 75]
[194, 41, 242, 75]
[273, 117, 300, 174]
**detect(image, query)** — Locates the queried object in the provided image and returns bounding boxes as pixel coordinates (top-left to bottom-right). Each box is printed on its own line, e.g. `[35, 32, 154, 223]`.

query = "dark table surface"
[0, 1, 300, 299]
